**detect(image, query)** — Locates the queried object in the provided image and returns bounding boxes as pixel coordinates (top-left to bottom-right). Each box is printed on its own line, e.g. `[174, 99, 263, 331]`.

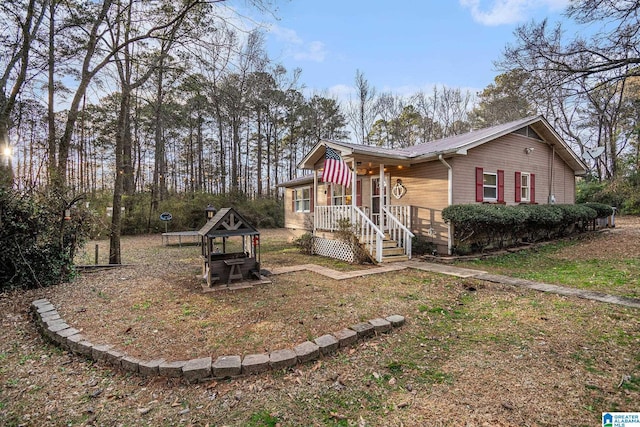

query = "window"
[515, 171, 535, 203]
[520, 172, 530, 202]
[476, 167, 504, 203]
[332, 185, 346, 205]
[294, 187, 311, 212]
[483, 172, 497, 201]
[513, 125, 543, 141]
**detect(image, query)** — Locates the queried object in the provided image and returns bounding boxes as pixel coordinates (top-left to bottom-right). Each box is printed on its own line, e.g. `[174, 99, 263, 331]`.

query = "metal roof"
[297, 115, 587, 174]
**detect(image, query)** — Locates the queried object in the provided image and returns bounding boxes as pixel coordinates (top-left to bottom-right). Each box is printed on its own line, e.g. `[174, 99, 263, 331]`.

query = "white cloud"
[327, 84, 355, 100]
[268, 24, 327, 62]
[269, 25, 303, 45]
[292, 41, 327, 62]
[459, 0, 570, 26]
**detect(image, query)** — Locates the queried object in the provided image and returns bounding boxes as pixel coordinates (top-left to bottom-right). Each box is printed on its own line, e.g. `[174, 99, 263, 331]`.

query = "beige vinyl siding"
[388, 162, 449, 251]
[551, 153, 576, 203]
[283, 186, 312, 231]
[449, 133, 576, 205]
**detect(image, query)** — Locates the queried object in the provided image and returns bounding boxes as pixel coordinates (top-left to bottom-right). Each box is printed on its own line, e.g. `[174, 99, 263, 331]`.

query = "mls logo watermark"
[603, 412, 640, 427]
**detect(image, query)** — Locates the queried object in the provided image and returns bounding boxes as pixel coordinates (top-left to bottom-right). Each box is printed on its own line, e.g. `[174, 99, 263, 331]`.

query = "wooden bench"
[224, 258, 245, 284]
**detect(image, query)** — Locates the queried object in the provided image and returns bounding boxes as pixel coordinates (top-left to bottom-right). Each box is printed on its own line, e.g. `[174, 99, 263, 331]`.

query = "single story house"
[279, 115, 588, 262]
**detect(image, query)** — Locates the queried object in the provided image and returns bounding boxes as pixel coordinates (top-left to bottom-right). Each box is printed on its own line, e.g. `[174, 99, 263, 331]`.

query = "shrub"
[554, 204, 597, 233]
[516, 204, 563, 241]
[442, 204, 528, 251]
[293, 232, 314, 255]
[581, 202, 613, 218]
[86, 191, 285, 235]
[442, 203, 599, 253]
[0, 187, 95, 290]
[412, 235, 436, 256]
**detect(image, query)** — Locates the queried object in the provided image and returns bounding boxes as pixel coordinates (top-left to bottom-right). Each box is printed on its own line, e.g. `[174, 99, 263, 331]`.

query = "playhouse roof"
[198, 207, 259, 238]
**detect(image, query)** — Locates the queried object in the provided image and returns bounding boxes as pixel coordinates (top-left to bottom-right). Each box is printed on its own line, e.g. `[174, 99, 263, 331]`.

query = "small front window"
[483, 173, 497, 200]
[294, 187, 310, 212]
[520, 172, 530, 202]
[332, 185, 344, 205]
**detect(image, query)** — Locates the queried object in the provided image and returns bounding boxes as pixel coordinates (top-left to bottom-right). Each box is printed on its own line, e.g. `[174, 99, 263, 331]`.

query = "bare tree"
[0, 0, 47, 186]
[51, 0, 207, 190]
[348, 69, 377, 144]
[499, 1, 640, 180]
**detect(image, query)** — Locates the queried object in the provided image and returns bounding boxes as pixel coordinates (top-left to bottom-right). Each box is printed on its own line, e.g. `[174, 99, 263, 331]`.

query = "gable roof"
[297, 115, 587, 174]
[198, 207, 259, 238]
[276, 173, 315, 187]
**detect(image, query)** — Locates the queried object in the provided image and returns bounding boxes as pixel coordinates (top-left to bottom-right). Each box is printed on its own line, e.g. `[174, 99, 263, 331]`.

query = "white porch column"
[379, 163, 385, 230]
[351, 162, 357, 224]
[313, 169, 318, 235]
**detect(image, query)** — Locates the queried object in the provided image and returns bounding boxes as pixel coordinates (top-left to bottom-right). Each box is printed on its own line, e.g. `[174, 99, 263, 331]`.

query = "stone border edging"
[30, 298, 405, 383]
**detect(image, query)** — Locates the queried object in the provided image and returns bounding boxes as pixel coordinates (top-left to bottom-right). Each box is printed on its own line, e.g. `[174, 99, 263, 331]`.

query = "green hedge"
[582, 202, 614, 218]
[0, 187, 95, 290]
[442, 203, 606, 254]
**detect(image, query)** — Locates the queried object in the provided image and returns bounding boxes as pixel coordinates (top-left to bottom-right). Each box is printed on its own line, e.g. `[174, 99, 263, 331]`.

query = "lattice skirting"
[313, 238, 354, 263]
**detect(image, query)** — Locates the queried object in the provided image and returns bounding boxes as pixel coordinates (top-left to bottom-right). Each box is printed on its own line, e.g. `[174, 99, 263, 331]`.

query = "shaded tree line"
[3, 0, 640, 272]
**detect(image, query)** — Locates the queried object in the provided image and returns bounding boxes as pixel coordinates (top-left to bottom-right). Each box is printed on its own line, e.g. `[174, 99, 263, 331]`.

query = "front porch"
[313, 204, 414, 263]
[293, 143, 418, 263]
[285, 140, 452, 263]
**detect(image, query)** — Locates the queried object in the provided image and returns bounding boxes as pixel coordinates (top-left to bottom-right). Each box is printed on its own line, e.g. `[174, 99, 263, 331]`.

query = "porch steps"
[382, 254, 410, 263]
[370, 237, 410, 263]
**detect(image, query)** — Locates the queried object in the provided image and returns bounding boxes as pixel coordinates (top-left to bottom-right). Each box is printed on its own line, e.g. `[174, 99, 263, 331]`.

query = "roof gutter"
[438, 154, 453, 255]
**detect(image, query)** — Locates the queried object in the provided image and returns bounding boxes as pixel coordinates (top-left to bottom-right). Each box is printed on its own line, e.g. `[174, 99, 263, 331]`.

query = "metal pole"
[94, 244, 99, 265]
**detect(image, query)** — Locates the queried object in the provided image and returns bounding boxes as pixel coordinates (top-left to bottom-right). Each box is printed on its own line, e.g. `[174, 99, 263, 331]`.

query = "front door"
[371, 175, 389, 228]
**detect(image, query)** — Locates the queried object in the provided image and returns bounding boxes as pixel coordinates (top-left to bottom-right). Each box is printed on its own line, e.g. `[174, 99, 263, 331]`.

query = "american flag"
[323, 146, 352, 188]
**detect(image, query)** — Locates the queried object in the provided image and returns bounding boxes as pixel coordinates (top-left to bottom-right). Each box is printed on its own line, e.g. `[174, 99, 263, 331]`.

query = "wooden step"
[359, 238, 397, 248]
[382, 240, 397, 248]
[381, 254, 409, 263]
[372, 247, 405, 257]
[383, 247, 405, 256]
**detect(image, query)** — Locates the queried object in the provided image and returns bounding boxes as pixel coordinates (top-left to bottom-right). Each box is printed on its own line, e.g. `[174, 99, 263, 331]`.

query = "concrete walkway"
[269, 260, 640, 309]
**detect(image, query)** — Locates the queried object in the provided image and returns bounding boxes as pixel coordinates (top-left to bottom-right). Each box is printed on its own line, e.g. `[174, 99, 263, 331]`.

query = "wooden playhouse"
[198, 207, 263, 288]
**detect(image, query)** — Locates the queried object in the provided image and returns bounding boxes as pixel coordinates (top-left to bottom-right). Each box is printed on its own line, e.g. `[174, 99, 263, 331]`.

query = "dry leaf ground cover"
[1, 220, 639, 426]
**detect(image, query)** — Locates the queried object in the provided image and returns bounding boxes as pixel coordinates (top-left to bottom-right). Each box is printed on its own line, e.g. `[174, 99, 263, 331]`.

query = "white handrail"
[383, 206, 415, 258]
[353, 206, 384, 263]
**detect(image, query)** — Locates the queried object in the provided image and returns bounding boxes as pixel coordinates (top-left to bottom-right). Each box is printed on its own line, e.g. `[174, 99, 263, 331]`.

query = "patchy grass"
[455, 218, 640, 299]
[0, 222, 639, 425]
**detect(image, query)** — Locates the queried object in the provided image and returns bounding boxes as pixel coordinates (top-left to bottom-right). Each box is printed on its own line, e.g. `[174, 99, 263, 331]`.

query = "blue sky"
[257, 0, 571, 98]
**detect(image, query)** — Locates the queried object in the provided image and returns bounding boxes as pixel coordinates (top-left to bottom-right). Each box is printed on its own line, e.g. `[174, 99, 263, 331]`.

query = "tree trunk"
[256, 108, 263, 196]
[151, 58, 167, 212]
[47, 0, 57, 184]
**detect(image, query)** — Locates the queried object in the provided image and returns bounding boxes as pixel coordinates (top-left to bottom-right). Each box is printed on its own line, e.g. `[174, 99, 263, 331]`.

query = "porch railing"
[315, 205, 353, 231]
[382, 206, 415, 258]
[386, 205, 411, 229]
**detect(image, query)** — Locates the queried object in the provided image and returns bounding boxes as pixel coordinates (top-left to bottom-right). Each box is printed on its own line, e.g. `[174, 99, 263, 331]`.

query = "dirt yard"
[1, 219, 639, 426]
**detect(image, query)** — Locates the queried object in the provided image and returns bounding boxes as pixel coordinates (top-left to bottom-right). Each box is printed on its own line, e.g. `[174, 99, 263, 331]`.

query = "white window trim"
[483, 172, 497, 201]
[520, 172, 530, 202]
[294, 186, 311, 213]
